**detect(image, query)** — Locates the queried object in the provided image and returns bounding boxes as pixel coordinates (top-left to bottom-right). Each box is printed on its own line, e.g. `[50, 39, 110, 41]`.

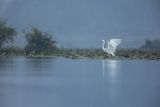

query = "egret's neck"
[102, 41, 106, 51]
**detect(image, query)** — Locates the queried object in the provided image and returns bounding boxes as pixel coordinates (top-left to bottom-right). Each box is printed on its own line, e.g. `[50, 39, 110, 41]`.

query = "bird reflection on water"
[102, 59, 121, 102]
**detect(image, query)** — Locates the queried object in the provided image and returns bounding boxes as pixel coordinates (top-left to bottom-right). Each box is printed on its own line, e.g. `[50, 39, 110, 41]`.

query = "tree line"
[141, 39, 160, 50]
[0, 19, 160, 56]
[0, 20, 57, 55]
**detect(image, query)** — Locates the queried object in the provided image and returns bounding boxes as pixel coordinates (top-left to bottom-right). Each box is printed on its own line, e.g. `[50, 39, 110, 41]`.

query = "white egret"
[102, 39, 122, 56]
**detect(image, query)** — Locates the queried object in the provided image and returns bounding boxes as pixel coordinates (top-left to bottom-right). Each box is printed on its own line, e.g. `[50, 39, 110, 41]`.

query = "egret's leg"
[111, 53, 115, 56]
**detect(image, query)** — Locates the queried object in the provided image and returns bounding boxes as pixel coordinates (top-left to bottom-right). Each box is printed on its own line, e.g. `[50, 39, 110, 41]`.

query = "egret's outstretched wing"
[108, 39, 122, 53]
[110, 39, 122, 48]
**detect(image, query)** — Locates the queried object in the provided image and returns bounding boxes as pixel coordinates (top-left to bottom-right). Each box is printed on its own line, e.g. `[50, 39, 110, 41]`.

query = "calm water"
[0, 57, 160, 107]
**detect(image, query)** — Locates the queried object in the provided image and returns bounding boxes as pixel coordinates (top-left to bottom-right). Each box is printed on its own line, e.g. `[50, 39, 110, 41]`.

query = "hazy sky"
[0, 0, 160, 48]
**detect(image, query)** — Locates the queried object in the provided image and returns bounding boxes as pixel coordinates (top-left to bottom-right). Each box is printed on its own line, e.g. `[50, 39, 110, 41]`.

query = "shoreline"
[0, 49, 160, 60]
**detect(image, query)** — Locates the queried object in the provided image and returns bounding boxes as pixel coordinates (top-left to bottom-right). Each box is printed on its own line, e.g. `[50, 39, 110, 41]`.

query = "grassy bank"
[0, 47, 25, 56]
[51, 49, 160, 60]
[0, 48, 160, 60]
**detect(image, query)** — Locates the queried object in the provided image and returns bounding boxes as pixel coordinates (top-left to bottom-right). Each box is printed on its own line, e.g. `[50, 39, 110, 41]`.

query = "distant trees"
[141, 39, 160, 49]
[24, 28, 57, 55]
[0, 20, 17, 48]
[0, 20, 58, 55]
[0, 19, 58, 55]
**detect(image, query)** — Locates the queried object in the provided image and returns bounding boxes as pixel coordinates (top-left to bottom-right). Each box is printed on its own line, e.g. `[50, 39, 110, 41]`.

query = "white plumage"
[102, 39, 122, 56]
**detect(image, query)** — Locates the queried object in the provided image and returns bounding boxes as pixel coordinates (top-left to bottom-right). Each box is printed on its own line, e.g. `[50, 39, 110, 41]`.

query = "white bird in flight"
[102, 39, 122, 56]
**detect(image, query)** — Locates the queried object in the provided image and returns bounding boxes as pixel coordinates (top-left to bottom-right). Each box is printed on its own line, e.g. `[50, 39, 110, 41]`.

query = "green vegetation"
[49, 49, 160, 60]
[141, 39, 160, 49]
[0, 46, 24, 56]
[24, 28, 57, 55]
[0, 19, 17, 48]
[0, 19, 160, 60]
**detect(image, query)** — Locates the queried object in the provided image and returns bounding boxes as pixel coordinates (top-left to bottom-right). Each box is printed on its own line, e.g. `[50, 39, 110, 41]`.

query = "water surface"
[0, 57, 160, 107]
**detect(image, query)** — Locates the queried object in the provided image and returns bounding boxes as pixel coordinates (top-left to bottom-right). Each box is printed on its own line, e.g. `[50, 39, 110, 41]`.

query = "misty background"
[0, 0, 160, 48]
